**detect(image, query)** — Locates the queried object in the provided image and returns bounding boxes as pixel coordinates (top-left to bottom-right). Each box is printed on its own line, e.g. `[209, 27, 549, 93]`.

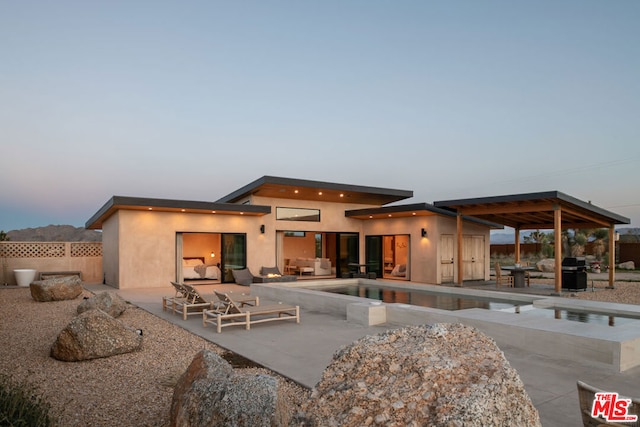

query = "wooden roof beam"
[459, 203, 556, 216]
[559, 206, 612, 228]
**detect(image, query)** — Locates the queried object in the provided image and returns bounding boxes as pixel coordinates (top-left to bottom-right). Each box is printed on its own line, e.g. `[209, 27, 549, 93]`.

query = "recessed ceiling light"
[369, 215, 373, 219]
[211, 210, 216, 214]
[148, 208, 153, 211]
[412, 212, 416, 216]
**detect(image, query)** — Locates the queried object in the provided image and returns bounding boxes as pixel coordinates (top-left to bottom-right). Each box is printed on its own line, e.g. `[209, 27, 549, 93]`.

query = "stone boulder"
[77, 291, 128, 318]
[619, 261, 635, 270]
[170, 349, 289, 427]
[536, 258, 556, 272]
[30, 275, 83, 302]
[51, 309, 143, 362]
[303, 323, 540, 427]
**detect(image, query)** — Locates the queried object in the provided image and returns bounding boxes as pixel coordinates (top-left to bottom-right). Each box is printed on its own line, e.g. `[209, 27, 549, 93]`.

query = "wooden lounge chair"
[162, 282, 190, 313]
[203, 291, 300, 333]
[494, 263, 514, 287]
[577, 380, 640, 426]
[169, 282, 259, 320]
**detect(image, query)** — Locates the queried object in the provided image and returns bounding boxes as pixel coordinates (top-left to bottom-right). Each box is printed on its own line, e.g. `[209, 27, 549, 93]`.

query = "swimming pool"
[502, 304, 640, 327]
[306, 282, 640, 327]
[308, 283, 522, 311]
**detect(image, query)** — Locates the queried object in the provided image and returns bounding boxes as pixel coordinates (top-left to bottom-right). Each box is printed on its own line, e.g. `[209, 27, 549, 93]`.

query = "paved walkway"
[86, 283, 640, 427]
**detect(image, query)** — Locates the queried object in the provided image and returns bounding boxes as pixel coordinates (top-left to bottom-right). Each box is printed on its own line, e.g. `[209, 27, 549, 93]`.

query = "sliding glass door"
[365, 236, 383, 278]
[221, 233, 246, 283]
[337, 233, 359, 277]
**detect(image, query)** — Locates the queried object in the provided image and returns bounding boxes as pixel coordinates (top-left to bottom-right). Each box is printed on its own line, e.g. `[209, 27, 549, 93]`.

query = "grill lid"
[562, 257, 586, 267]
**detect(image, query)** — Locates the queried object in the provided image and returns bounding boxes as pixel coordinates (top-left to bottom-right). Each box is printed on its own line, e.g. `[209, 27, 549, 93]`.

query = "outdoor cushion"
[260, 266, 282, 276]
[232, 268, 254, 286]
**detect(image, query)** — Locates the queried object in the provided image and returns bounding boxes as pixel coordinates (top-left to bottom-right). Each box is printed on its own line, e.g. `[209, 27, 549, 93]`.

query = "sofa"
[291, 258, 332, 276]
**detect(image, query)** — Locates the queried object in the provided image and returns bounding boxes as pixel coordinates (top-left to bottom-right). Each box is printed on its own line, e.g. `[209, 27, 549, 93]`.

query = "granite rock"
[170, 349, 289, 427]
[303, 323, 541, 427]
[30, 275, 83, 302]
[77, 291, 128, 318]
[50, 308, 142, 361]
[536, 258, 556, 272]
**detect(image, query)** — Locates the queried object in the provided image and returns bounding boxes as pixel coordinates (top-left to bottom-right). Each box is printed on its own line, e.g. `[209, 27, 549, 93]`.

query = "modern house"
[85, 176, 500, 289]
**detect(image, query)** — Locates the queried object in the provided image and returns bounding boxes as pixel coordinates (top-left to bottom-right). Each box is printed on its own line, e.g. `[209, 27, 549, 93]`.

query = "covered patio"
[434, 191, 630, 293]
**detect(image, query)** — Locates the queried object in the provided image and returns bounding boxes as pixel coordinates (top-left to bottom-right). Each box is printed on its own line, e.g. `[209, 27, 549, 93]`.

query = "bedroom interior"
[383, 235, 409, 280]
[181, 233, 221, 283]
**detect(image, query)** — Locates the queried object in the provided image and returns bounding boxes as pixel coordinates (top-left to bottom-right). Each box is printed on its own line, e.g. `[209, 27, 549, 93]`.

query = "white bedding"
[183, 259, 220, 280]
[391, 264, 406, 277]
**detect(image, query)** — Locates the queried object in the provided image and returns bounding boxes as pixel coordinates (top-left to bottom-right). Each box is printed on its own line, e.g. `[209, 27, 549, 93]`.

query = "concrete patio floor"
[86, 281, 640, 427]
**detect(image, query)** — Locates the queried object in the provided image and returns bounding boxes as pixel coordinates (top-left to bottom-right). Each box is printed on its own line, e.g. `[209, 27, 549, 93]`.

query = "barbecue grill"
[561, 257, 587, 290]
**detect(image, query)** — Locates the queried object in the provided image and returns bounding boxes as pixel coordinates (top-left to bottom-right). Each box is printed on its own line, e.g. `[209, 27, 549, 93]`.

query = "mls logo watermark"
[592, 392, 638, 423]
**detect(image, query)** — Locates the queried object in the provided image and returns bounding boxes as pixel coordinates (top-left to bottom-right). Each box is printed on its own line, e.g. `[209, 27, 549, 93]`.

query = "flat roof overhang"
[85, 196, 271, 230]
[346, 202, 503, 229]
[433, 191, 630, 229]
[217, 176, 413, 206]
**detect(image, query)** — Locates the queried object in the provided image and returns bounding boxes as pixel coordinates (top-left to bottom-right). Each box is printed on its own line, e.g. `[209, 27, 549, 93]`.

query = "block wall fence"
[0, 242, 103, 285]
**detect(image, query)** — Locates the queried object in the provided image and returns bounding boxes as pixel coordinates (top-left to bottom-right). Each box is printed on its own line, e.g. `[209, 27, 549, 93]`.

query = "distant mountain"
[619, 227, 640, 236]
[490, 232, 516, 244]
[5, 225, 102, 242]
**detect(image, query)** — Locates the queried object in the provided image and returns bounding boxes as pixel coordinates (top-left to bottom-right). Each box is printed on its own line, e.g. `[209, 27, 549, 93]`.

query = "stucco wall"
[111, 209, 266, 289]
[103, 195, 491, 289]
[103, 213, 119, 287]
[363, 215, 440, 283]
[0, 241, 102, 285]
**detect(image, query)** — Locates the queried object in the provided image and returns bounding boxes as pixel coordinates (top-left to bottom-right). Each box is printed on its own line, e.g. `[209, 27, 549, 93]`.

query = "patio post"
[514, 227, 521, 264]
[553, 206, 562, 294]
[456, 212, 463, 286]
[607, 226, 616, 289]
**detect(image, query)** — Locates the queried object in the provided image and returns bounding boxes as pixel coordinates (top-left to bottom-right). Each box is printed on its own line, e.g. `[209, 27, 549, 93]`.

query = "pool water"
[502, 305, 640, 327]
[313, 284, 522, 311]
[309, 283, 640, 327]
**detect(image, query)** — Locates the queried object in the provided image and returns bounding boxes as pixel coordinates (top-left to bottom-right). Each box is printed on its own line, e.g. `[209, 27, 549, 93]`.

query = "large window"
[276, 207, 320, 222]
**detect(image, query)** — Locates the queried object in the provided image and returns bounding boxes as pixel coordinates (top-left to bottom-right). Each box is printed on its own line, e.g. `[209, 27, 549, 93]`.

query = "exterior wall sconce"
[421, 228, 428, 238]
[615, 231, 620, 241]
[210, 251, 215, 258]
[260, 225, 265, 234]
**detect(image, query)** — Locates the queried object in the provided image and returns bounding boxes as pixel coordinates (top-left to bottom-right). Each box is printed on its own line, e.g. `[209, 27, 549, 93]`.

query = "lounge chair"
[169, 282, 259, 320]
[203, 291, 300, 333]
[577, 380, 640, 427]
[494, 263, 514, 287]
[162, 282, 189, 313]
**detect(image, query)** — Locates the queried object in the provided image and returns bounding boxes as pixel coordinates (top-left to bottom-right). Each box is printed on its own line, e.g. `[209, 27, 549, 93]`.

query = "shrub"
[0, 374, 57, 427]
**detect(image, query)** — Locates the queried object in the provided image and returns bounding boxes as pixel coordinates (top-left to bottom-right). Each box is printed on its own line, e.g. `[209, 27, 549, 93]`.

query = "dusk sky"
[2, 1, 639, 232]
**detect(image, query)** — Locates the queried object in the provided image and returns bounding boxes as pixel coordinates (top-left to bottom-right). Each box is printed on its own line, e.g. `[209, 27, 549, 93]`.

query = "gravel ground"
[0, 288, 309, 427]
[534, 278, 640, 304]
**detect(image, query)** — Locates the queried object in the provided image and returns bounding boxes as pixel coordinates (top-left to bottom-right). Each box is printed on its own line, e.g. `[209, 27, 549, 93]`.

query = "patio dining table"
[501, 265, 536, 288]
